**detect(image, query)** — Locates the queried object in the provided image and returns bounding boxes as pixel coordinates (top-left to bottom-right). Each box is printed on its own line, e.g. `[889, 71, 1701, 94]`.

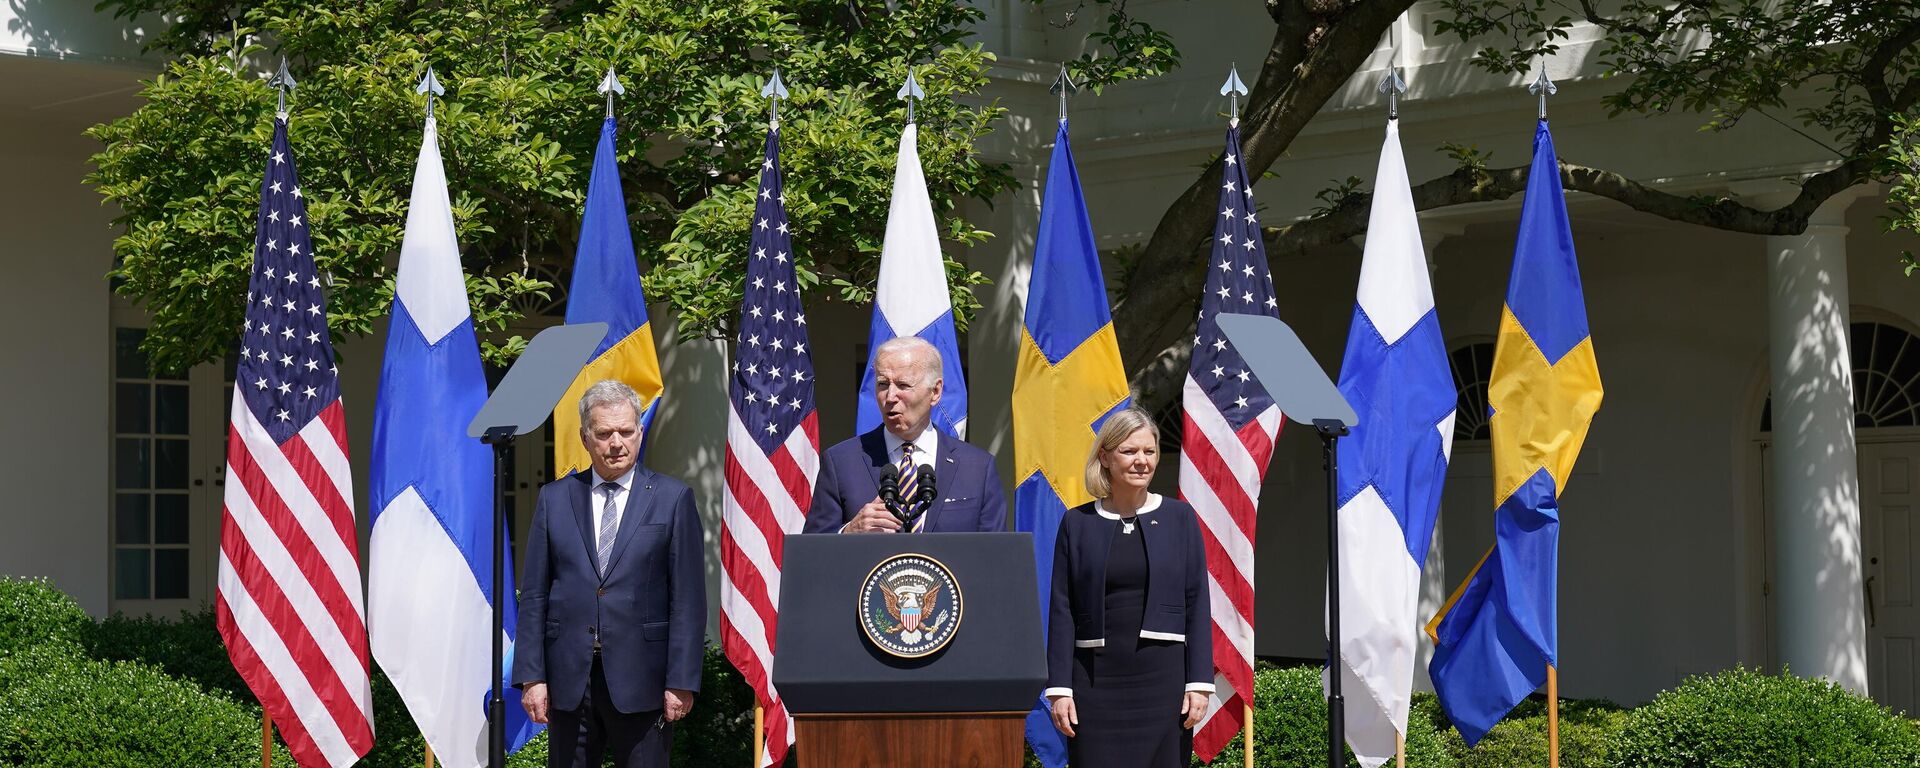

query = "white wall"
[0, 74, 119, 616]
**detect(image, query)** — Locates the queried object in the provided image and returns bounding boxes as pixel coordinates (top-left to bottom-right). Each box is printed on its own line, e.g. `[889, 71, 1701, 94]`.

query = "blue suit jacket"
[513, 467, 706, 713]
[1045, 496, 1213, 694]
[802, 427, 1006, 533]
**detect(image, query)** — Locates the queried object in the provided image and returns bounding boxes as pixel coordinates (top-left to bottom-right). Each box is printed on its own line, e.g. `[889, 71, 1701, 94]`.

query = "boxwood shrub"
[1196, 664, 1455, 767]
[0, 577, 90, 659]
[1610, 667, 1920, 768]
[0, 640, 293, 768]
[83, 601, 755, 768]
[86, 607, 248, 700]
[1441, 696, 1624, 768]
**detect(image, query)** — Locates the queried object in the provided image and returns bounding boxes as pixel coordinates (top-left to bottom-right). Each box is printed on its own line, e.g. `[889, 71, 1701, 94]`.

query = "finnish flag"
[368, 116, 540, 766]
[1331, 118, 1456, 767]
[857, 123, 970, 438]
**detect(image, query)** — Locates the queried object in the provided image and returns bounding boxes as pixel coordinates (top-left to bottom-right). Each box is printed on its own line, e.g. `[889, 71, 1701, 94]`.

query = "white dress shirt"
[882, 426, 941, 467]
[592, 466, 637, 553]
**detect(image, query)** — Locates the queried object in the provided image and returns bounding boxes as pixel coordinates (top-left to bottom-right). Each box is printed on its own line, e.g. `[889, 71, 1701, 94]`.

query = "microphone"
[907, 464, 937, 530]
[877, 463, 906, 522]
[912, 464, 937, 510]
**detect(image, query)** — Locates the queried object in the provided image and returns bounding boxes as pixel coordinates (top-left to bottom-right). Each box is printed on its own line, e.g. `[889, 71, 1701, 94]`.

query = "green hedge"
[0, 577, 90, 659]
[1611, 667, 1920, 768]
[17, 576, 1920, 768]
[88, 607, 249, 699]
[0, 640, 294, 767]
[0, 577, 762, 766]
[1196, 664, 1455, 768]
[1436, 696, 1623, 768]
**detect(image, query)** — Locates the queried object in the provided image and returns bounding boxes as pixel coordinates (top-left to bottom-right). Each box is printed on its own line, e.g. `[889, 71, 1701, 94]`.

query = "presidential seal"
[858, 553, 963, 658]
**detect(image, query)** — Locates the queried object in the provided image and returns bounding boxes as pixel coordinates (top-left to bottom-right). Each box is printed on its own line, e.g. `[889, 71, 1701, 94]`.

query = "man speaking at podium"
[805, 337, 1006, 534]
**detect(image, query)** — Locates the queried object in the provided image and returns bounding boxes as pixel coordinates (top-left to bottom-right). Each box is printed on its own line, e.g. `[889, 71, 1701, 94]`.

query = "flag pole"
[897, 66, 924, 124]
[261, 713, 274, 768]
[747, 68, 786, 768]
[1548, 665, 1560, 768]
[753, 705, 766, 767]
[1532, 64, 1561, 768]
[1051, 63, 1077, 125]
[1378, 63, 1411, 768]
[425, 744, 436, 768]
[1222, 62, 1254, 768]
[1243, 701, 1254, 768]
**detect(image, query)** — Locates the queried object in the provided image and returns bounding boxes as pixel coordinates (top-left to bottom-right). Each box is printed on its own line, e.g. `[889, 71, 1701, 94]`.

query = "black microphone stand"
[1316, 417, 1351, 768]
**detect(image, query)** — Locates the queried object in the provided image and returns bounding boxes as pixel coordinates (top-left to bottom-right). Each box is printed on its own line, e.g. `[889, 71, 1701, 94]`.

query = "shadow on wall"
[6, 0, 152, 57]
[648, 310, 730, 637]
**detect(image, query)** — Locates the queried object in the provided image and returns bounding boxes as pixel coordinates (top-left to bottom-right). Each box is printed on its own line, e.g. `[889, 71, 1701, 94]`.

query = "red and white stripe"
[721, 405, 818, 768]
[217, 391, 374, 767]
[1180, 375, 1282, 760]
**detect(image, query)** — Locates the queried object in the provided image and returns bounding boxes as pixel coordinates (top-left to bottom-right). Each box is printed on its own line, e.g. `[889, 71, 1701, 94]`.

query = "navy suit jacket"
[1045, 496, 1213, 695]
[513, 467, 706, 713]
[802, 427, 1006, 533]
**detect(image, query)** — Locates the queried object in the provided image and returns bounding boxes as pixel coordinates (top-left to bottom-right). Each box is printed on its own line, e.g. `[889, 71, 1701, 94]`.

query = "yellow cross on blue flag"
[552, 117, 665, 475]
[1426, 118, 1603, 745]
[1012, 120, 1131, 768]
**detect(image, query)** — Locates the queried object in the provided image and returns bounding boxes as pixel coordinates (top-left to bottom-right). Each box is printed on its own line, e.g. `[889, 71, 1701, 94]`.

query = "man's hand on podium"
[842, 498, 903, 533]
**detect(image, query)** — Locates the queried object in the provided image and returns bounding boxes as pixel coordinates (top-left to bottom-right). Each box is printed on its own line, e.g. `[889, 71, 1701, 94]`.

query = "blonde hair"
[1083, 407, 1160, 500]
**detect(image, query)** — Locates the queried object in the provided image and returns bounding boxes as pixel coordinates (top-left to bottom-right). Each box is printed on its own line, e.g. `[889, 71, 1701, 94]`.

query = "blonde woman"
[1043, 407, 1214, 767]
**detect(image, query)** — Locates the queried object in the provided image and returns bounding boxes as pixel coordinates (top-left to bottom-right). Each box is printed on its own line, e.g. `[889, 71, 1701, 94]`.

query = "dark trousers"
[547, 657, 673, 768]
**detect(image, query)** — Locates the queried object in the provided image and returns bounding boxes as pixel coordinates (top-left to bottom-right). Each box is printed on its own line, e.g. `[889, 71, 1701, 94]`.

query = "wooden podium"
[793, 711, 1027, 767]
[774, 533, 1045, 768]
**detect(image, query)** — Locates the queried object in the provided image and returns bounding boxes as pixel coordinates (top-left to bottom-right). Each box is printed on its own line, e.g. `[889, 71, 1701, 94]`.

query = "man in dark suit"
[515, 380, 706, 768]
[805, 336, 1006, 534]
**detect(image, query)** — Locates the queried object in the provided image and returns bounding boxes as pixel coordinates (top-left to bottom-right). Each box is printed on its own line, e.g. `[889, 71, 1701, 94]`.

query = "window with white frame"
[112, 328, 192, 601]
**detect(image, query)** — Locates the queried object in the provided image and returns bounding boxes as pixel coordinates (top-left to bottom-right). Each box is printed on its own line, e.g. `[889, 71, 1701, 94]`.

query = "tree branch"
[1126, 151, 1879, 415]
[1115, 0, 1417, 406]
[1863, 19, 1920, 110]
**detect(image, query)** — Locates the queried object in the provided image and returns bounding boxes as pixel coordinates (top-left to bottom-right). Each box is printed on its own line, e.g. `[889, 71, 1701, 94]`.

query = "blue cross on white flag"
[856, 123, 970, 438]
[1331, 118, 1456, 768]
[368, 115, 540, 766]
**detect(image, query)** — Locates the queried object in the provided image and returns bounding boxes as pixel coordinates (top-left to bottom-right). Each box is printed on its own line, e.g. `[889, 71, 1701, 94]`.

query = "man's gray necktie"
[597, 482, 620, 577]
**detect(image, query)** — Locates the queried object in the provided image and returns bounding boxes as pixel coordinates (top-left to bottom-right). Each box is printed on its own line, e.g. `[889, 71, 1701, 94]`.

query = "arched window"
[1761, 321, 1920, 431]
[1449, 341, 1496, 441]
[1154, 395, 1185, 456]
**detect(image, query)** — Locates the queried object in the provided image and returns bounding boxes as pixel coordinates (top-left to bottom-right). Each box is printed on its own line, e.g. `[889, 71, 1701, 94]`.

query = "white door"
[1862, 440, 1920, 715]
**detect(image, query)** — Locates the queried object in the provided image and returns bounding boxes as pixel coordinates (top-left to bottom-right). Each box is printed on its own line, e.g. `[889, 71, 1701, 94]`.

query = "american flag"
[720, 127, 817, 768]
[1183, 123, 1284, 761]
[216, 116, 374, 768]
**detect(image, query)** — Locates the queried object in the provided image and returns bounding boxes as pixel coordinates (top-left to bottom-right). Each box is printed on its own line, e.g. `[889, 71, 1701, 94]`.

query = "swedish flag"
[552, 117, 665, 476]
[1012, 120, 1131, 768]
[1426, 119, 1603, 745]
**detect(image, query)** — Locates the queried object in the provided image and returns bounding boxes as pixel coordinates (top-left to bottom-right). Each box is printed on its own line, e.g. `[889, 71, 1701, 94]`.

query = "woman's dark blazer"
[1043, 494, 1215, 697]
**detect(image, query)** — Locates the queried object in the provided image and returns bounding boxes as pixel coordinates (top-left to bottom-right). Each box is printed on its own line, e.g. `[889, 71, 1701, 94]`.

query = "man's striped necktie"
[897, 443, 924, 532]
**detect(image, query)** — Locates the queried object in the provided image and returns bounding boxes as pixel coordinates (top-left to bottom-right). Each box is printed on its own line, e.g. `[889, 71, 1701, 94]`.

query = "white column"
[1765, 199, 1869, 694]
